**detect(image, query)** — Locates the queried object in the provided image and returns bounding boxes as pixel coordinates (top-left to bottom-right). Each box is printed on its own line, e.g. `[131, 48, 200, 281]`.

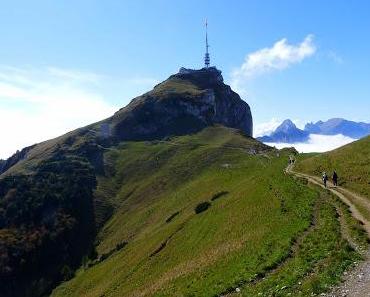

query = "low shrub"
[195, 202, 211, 214]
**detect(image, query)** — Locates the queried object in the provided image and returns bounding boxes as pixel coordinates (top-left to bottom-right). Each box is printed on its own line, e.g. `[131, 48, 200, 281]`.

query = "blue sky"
[0, 0, 369, 157]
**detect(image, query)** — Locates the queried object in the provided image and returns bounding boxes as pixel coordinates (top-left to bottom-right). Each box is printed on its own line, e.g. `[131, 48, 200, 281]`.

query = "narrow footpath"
[287, 164, 370, 297]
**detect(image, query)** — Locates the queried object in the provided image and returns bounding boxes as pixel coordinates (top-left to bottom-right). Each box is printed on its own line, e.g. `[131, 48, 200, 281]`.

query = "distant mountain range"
[258, 118, 370, 143]
[304, 118, 370, 138]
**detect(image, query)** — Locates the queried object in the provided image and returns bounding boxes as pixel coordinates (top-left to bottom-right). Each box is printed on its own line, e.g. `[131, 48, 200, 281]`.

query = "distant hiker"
[332, 170, 338, 187]
[322, 172, 328, 188]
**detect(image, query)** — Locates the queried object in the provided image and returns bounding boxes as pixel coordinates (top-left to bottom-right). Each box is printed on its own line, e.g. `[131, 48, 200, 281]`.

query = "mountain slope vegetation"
[0, 152, 97, 296]
[296, 136, 370, 197]
[51, 126, 364, 297]
[0, 67, 253, 297]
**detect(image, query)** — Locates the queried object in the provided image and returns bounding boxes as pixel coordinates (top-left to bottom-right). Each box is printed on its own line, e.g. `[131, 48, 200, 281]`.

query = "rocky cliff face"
[0, 160, 4, 173]
[0, 145, 36, 175]
[108, 67, 253, 141]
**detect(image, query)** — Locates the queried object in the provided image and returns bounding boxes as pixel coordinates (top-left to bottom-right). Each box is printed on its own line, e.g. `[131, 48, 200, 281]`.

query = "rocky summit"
[108, 67, 253, 141]
[0, 67, 252, 177]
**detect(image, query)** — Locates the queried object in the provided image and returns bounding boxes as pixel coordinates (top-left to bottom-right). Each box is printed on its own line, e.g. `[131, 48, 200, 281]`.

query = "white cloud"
[0, 66, 160, 159]
[231, 35, 316, 91]
[47, 67, 104, 83]
[0, 66, 118, 159]
[254, 118, 282, 137]
[264, 134, 356, 153]
[327, 50, 344, 64]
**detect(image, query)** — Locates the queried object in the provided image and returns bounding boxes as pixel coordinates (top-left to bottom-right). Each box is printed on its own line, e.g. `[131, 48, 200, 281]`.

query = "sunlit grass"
[296, 136, 370, 197]
[51, 127, 365, 297]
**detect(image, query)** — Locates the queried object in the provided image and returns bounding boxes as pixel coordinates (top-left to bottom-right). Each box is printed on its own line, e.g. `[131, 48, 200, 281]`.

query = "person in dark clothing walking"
[322, 172, 328, 188]
[332, 170, 338, 187]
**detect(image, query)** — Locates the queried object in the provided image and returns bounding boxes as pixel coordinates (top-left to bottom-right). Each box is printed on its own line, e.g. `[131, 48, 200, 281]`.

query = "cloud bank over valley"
[264, 133, 357, 153]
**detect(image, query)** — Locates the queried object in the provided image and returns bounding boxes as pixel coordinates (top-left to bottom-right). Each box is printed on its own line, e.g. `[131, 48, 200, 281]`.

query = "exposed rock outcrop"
[0, 160, 4, 173]
[0, 145, 36, 175]
[108, 67, 253, 141]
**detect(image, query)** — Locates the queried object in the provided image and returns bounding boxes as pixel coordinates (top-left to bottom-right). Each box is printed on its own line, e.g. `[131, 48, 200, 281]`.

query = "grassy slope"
[296, 136, 370, 197]
[51, 127, 363, 297]
[236, 189, 364, 297]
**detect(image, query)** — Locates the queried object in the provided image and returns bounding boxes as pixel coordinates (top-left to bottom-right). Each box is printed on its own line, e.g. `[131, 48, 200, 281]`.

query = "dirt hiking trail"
[287, 164, 370, 297]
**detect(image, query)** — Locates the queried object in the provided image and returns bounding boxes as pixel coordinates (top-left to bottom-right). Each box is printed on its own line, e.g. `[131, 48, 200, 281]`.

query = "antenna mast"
[204, 19, 210, 68]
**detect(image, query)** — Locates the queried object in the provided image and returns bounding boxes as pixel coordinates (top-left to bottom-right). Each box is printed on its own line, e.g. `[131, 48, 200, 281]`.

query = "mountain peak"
[257, 119, 308, 143]
[275, 119, 297, 133]
[109, 67, 252, 141]
[282, 119, 294, 125]
[175, 67, 224, 84]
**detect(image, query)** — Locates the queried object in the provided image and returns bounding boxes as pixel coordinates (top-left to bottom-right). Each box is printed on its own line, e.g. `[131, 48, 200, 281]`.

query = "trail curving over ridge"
[286, 164, 370, 236]
[287, 164, 370, 297]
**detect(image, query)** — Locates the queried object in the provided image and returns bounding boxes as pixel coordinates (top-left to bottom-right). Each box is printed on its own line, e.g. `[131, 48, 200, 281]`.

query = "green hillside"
[1, 67, 367, 297]
[51, 126, 364, 297]
[296, 136, 370, 197]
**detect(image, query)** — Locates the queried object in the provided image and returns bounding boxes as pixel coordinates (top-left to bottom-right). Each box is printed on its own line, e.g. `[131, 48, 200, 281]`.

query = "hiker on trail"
[332, 170, 338, 187]
[322, 172, 328, 188]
